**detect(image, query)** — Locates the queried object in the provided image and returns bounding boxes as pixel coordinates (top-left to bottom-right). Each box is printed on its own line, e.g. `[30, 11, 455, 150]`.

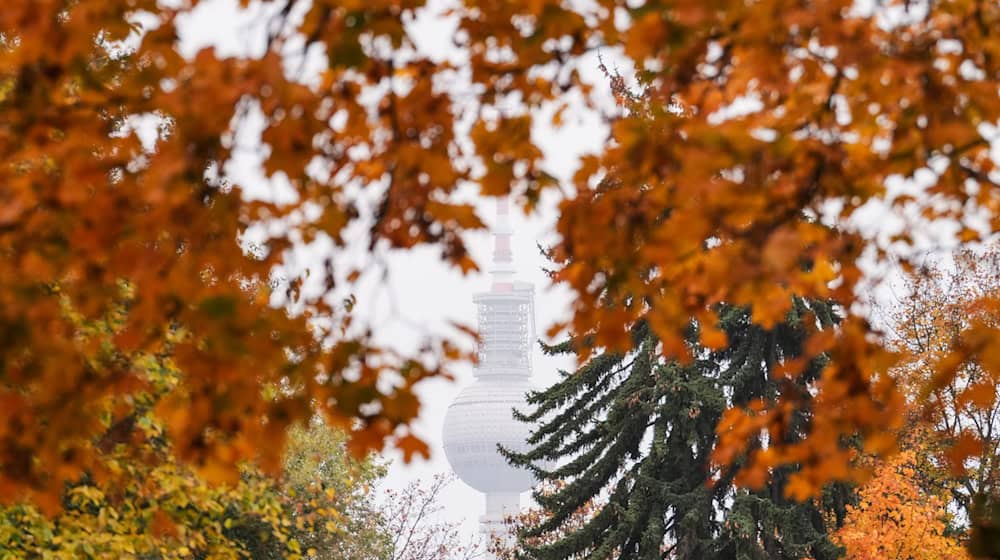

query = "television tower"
[441, 196, 536, 553]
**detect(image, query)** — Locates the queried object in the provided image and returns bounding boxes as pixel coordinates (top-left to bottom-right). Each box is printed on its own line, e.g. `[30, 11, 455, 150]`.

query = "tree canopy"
[505, 301, 853, 559]
[833, 449, 968, 560]
[0, 412, 390, 560]
[881, 249, 1000, 557]
[2, 0, 999, 525]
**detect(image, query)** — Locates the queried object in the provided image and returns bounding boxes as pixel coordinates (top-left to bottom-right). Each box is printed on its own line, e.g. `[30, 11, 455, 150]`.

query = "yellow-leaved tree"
[0, 295, 389, 559]
[833, 449, 967, 560]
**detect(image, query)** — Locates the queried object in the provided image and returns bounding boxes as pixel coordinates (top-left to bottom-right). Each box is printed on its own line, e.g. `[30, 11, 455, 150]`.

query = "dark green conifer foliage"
[506, 299, 852, 560]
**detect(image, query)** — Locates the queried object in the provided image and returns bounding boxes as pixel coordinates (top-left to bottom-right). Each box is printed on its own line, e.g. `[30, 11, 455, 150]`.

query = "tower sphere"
[442, 376, 535, 494]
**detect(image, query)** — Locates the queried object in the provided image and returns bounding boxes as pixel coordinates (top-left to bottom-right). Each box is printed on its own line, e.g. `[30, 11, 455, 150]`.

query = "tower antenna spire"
[491, 195, 515, 290]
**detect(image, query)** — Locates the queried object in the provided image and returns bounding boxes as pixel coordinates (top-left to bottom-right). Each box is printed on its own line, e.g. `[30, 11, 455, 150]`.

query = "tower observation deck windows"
[475, 297, 533, 374]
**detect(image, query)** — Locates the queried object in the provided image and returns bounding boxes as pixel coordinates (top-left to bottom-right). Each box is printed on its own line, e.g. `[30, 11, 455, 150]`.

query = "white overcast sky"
[173, 0, 992, 543]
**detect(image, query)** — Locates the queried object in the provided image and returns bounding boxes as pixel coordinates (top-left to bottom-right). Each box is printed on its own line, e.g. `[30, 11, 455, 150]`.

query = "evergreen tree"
[506, 299, 852, 560]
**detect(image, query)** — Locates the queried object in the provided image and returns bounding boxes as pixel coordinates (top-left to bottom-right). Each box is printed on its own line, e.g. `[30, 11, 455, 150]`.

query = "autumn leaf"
[397, 433, 431, 463]
[151, 509, 179, 539]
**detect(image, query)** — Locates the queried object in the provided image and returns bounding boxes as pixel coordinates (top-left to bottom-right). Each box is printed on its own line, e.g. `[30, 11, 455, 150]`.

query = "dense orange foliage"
[0, 0, 486, 509]
[533, 0, 1000, 500]
[2, 0, 1000, 528]
[833, 449, 968, 560]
